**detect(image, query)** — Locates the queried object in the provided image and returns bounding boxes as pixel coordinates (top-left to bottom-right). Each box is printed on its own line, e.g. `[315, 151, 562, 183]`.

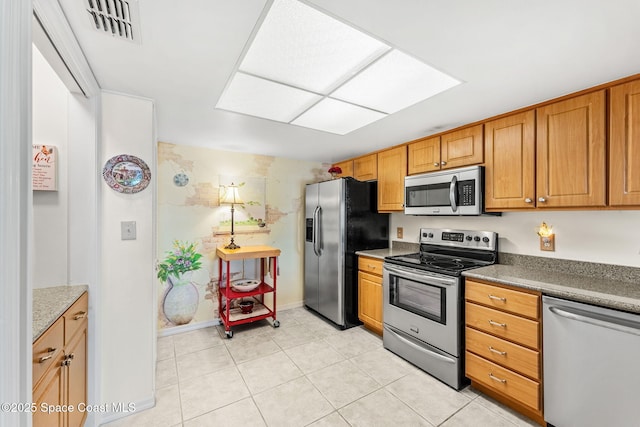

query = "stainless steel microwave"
[404, 166, 487, 215]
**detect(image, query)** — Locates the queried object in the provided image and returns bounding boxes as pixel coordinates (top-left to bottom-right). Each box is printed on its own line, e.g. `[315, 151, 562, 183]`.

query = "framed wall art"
[33, 145, 58, 191]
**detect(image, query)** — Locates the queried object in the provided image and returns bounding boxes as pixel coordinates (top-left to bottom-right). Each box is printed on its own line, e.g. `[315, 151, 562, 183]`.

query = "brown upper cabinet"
[609, 80, 640, 206]
[408, 124, 484, 175]
[353, 153, 378, 181]
[484, 110, 536, 210]
[377, 146, 407, 212]
[333, 74, 640, 211]
[536, 90, 606, 208]
[332, 159, 353, 178]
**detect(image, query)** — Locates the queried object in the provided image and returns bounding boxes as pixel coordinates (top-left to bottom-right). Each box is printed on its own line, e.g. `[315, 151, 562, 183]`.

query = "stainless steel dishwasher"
[543, 296, 640, 427]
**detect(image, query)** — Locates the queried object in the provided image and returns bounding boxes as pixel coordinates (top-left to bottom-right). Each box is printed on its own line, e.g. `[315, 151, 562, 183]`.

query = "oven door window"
[390, 276, 445, 324]
[406, 183, 451, 208]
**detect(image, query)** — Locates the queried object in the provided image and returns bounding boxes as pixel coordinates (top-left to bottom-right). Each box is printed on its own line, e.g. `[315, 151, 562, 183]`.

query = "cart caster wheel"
[273, 320, 280, 328]
[226, 330, 233, 339]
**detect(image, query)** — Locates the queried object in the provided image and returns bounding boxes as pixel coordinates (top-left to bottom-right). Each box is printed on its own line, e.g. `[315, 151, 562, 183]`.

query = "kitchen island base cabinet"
[464, 279, 544, 426]
[33, 291, 88, 427]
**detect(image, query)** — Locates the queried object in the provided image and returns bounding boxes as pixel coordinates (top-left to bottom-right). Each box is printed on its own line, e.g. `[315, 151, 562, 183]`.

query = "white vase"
[162, 271, 199, 325]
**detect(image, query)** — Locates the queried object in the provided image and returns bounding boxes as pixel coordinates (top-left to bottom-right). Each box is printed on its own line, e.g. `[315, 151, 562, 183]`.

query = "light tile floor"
[105, 307, 539, 427]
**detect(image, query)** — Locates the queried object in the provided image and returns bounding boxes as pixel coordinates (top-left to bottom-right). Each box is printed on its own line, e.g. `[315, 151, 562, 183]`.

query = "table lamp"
[221, 183, 244, 249]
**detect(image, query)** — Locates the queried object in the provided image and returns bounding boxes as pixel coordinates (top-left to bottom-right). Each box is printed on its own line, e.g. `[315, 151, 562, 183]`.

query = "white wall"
[100, 92, 156, 419]
[392, 209, 640, 267]
[32, 44, 69, 288]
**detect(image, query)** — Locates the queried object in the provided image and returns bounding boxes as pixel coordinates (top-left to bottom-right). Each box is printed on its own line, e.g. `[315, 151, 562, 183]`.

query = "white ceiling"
[58, 0, 640, 163]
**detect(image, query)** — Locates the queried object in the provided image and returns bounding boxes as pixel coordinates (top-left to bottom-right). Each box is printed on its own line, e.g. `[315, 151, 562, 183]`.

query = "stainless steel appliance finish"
[404, 165, 487, 216]
[543, 296, 640, 427]
[304, 178, 388, 329]
[383, 228, 498, 389]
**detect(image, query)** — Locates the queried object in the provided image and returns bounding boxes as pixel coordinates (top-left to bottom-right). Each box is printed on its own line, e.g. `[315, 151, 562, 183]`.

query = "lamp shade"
[220, 183, 244, 205]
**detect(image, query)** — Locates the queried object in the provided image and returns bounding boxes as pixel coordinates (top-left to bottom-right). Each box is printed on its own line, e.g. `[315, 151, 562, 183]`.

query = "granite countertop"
[33, 285, 88, 341]
[356, 241, 419, 260]
[464, 264, 640, 314]
[355, 247, 416, 260]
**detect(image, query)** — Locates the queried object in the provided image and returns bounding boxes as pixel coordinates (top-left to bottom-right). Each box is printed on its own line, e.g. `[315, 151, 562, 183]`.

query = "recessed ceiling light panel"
[216, 0, 461, 135]
[216, 72, 322, 123]
[292, 98, 386, 135]
[331, 50, 461, 114]
[240, 0, 390, 94]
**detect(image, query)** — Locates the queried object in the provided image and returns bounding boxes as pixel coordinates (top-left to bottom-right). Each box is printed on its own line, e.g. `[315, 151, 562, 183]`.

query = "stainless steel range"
[383, 227, 498, 390]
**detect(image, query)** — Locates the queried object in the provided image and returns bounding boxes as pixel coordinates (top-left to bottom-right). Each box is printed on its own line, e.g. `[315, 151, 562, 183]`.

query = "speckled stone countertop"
[33, 285, 88, 341]
[464, 254, 640, 314]
[356, 241, 419, 260]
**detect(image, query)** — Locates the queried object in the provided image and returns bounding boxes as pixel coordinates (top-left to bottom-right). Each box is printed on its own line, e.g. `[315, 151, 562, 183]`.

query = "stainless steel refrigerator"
[304, 177, 388, 328]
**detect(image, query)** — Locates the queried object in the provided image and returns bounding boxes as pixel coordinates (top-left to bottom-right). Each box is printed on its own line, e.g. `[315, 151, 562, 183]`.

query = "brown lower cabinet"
[357, 256, 384, 335]
[464, 279, 544, 425]
[33, 292, 88, 427]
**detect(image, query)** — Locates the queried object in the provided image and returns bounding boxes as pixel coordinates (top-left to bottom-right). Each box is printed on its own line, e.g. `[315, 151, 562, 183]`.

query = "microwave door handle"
[449, 175, 458, 212]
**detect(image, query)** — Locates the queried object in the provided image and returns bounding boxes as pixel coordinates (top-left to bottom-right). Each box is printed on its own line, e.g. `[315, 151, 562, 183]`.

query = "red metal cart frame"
[216, 245, 281, 338]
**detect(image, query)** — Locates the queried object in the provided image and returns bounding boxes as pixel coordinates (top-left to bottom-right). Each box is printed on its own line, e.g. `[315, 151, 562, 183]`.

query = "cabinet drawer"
[358, 257, 383, 276]
[359, 271, 382, 285]
[466, 280, 539, 319]
[465, 327, 540, 380]
[63, 292, 88, 346]
[466, 302, 539, 349]
[33, 317, 64, 388]
[466, 351, 540, 411]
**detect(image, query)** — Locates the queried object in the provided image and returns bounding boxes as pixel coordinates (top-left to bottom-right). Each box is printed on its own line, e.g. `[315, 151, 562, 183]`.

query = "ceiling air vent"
[86, 0, 139, 43]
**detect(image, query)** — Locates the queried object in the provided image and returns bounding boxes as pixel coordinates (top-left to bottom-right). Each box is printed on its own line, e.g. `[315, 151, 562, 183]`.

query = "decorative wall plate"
[173, 172, 189, 187]
[103, 154, 151, 194]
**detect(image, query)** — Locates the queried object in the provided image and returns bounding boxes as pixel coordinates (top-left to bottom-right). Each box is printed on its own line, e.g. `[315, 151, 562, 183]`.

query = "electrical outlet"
[121, 221, 137, 240]
[397, 227, 403, 239]
[540, 235, 555, 251]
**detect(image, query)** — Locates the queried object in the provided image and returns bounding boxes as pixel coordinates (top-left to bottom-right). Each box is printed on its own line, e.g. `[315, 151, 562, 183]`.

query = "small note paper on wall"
[32, 145, 58, 191]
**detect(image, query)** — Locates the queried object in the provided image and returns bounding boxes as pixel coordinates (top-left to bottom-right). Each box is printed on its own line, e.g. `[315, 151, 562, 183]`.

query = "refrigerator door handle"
[313, 206, 321, 256]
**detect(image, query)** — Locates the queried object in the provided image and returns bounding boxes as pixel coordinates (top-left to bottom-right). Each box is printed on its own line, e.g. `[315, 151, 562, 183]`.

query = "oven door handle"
[383, 264, 456, 287]
[449, 175, 458, 213]
[384, 325, 456, 364]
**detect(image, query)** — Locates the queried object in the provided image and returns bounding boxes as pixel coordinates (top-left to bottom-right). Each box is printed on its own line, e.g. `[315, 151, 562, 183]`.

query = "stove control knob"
[428, 233, 434, 238]
[482, 237, 490, 243]
[474, 236, 481, 242]
[465, 235, 472, 241]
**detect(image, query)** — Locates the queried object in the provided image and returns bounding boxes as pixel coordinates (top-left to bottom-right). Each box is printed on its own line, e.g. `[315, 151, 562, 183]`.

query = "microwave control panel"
[458, 180, 475, 206]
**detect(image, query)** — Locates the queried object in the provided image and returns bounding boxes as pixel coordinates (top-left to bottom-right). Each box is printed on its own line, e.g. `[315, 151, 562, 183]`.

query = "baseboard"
[157, 319, 221, 337]
[157, 302, 304, 337]
[98, 395, 155, 425]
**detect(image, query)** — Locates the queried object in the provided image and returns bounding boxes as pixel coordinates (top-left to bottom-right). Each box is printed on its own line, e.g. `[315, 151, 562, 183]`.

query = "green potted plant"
[158, 240, 203, 325]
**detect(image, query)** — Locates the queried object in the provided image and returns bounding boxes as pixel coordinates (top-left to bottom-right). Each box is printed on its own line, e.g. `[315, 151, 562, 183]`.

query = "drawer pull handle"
[74, 311, 87, 320]
[488, 346, 507, 356]
[488, 320, 507, 328]
[488, 294, 506, 302]
[368, 265, 376, 269]
[38, 348, 56, 363]
[489, 373, 507, 384]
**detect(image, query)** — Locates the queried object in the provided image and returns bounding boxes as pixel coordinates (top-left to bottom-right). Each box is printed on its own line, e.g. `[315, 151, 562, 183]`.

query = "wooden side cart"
[216, 245, 281, 338]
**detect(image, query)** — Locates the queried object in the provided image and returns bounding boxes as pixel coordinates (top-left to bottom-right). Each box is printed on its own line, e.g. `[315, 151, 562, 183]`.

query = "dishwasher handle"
[548, 304, 640, 337]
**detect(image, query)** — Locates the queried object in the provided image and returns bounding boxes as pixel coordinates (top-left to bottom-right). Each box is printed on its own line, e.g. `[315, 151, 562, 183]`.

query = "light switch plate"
[121, 221, 137, 240]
